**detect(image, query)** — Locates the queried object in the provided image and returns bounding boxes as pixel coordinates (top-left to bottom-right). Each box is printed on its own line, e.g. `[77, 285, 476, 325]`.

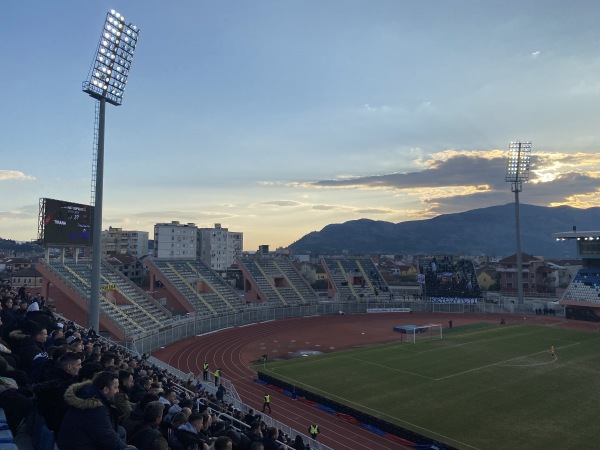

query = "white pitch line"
[342, 355, 437, 380]
[500, 356, 558, 367]
[435, 342, 581, 381]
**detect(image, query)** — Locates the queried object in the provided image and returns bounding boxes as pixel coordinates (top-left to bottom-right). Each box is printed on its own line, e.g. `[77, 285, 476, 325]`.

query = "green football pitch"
[261, 323, 600, 450]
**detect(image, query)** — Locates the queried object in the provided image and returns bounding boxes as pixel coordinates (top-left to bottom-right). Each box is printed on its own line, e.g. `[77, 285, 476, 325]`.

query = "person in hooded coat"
[57, 371, 136, 450]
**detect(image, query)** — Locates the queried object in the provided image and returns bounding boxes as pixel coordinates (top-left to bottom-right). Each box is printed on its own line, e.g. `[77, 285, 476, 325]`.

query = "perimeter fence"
[125, 298, 561, 354]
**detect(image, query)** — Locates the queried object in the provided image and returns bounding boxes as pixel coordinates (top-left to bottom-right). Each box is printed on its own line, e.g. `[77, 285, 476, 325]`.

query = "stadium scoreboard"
[40, 198, 93, 246]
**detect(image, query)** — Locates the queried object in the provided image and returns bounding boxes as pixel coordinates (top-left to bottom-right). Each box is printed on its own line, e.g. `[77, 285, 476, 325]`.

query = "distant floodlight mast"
[83, 10, 140, 332]
[505, 141, 531, 306]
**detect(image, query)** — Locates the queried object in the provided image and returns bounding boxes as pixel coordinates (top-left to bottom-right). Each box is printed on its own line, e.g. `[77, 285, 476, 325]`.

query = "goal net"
[400, 323, 443, 344]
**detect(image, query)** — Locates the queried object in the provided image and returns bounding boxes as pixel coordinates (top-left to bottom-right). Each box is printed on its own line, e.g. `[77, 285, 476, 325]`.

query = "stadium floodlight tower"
[505, 141, 532, 306]
[82, 10, 140, 331]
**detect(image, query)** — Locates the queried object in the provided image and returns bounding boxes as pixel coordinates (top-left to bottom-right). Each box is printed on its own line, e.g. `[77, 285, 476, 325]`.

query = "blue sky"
[2, 0, 600, 251]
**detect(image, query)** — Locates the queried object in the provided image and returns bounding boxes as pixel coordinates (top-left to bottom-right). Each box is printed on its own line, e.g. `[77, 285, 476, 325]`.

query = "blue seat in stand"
[0, 429, 13, 444]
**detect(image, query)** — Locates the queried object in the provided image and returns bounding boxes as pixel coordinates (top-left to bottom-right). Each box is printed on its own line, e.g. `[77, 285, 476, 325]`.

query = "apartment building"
[197, 223, 243, 270]
[101, 227, 149, 258]
[154, 221, 198, 259]
[497, 253, 555, 294]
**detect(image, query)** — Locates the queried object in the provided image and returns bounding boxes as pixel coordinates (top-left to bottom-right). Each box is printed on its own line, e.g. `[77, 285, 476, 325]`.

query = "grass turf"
[260, 323, 600, 450]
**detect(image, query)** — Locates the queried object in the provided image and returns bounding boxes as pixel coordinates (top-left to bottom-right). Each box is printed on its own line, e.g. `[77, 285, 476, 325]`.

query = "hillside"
[289, 204, 598, 258]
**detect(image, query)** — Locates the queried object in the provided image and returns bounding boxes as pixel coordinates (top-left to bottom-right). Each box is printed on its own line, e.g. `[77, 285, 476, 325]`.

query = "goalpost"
[403, 323, 443, 344]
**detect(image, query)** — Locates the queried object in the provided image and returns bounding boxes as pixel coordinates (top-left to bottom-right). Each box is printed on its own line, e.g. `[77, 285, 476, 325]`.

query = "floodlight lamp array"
[505, 141, 532, 183]
[83, 10, 140, 106]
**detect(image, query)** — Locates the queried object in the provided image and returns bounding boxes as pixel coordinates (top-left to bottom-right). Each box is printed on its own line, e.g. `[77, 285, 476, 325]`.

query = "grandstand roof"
[554, 231, 600, 240]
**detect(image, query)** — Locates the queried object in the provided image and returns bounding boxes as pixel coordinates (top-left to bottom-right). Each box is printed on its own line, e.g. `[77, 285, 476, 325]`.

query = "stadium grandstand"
[321, 256, 390, 302]
[147, 258, 246, 317]
[237, 254, 320, 305]
[555, 229, 600, 321]
[37, 258, 172, 340]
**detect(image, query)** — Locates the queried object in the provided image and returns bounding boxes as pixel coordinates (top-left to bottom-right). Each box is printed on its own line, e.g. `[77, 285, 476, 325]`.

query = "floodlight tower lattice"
[505, 141, 531, 306]
[83, 10, 140, 331]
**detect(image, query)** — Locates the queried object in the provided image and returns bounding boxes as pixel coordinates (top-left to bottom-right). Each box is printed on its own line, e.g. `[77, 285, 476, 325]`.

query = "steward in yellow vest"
[309, 423, 320, 440]
[262, 393, 272, 413]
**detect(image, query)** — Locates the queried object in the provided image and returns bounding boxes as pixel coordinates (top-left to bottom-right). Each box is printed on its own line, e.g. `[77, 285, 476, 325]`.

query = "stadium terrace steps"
[238, 256, 320, 306]
[149, 258, 245, 316]
[41, 259, 171, 337]
[562, 268, 600, 304]
[322, 257, 389, 302]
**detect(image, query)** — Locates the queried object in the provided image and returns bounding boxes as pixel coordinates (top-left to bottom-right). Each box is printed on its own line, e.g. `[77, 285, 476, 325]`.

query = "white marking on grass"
[436, 342, 580, 380]
[501, 355, 558, 367]
[342, 356, 437, 380]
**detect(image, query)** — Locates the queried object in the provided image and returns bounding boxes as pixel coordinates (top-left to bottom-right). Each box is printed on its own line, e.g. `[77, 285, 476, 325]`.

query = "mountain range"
[288, 203, 600, 258]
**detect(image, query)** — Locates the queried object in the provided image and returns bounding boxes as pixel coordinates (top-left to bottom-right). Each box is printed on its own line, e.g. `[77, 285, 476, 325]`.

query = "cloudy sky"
[2, 0, 600, 250]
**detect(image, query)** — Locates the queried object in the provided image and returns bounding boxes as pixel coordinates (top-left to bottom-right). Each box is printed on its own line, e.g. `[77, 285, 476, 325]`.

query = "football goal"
[394, 323, 443, 343]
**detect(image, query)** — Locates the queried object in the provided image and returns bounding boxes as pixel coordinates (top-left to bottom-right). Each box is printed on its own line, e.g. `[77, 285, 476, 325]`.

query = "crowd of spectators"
[422, 257, 482, 300]
[0, 280, 314, 450]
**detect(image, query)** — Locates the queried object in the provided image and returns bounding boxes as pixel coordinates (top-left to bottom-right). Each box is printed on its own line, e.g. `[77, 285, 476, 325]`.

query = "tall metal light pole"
[83, 10, 140, 331]
[505, 141, 531, 306]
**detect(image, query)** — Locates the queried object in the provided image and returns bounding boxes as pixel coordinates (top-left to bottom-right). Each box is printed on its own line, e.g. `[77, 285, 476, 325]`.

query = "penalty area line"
[436, 341, 580, 381]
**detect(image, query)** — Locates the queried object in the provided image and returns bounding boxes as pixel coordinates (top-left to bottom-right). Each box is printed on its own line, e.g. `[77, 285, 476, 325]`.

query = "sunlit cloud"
[256, 200, 302, 207]
[363, 104, 391, 113]
[0, 170, 36, 181]
[311, 204, 340, 211]
[280, 150, 600, 222]
[353, 208, 394, 215]
[310, 150, 508, 190]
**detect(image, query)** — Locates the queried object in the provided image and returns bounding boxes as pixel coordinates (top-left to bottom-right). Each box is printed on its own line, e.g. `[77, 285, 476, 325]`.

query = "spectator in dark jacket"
[57, 371, 136, 450]
[114, 369, 136, 420]
[0, 298, 18, 327]
[34, 352, 81, 432]
[16, 324, 48, 374]
[122, 393, 160, 439]
[0, 375, 34, 433]
[130, 376, 152, 403]
[169, 412, 209, 450]
[128, 401, 168, 450]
